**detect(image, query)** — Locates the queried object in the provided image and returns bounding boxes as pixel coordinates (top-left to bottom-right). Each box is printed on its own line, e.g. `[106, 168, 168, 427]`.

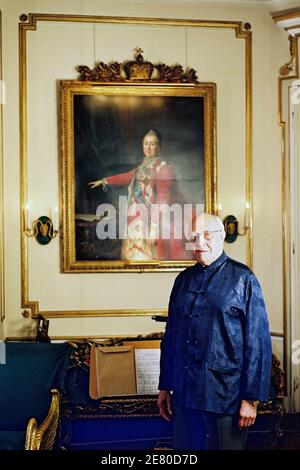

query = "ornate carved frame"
[60, 52, 216, 272]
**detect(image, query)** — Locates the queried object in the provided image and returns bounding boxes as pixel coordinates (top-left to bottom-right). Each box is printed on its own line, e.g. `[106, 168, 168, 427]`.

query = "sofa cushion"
[0, 430, 26, 450]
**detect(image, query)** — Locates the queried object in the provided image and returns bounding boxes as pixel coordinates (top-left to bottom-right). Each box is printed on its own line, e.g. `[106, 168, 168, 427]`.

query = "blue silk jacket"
[158, 252, 272, 414]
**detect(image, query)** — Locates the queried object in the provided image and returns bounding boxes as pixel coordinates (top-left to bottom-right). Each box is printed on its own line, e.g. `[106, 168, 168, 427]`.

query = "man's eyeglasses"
[192, 230, 222, 241]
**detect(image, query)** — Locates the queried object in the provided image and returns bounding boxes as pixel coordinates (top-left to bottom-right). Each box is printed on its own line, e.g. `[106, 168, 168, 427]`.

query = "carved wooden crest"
[77, 48, 199, 83]
[279, 35, 297, 77]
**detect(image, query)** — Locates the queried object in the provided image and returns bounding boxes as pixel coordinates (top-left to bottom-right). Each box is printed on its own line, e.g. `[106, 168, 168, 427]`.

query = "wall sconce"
[25, 206, 58, 245]
[222, 203, 250, 244]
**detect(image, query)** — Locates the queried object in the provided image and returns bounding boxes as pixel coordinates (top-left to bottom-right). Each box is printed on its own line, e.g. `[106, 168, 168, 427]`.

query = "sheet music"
[135, 349, 161, 395]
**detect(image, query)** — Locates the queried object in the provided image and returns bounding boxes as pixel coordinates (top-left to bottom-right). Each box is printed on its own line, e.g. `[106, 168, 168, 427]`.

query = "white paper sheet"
[135, 348, 161, 395]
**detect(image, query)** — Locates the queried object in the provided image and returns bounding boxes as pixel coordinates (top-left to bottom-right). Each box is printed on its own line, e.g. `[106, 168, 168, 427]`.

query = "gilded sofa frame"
[25, 389, 60, 450]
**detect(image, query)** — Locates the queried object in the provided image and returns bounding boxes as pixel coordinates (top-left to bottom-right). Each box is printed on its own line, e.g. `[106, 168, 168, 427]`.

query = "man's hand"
[238, 400, 258, 429]
[157, 390, 173, 421]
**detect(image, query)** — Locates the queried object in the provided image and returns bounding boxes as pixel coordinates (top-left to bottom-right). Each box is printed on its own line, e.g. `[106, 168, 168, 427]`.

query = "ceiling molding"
[110, 0, 293, 7]
[108, 1, 300, 15]
[268, 1, 300, 12]
[273, 7, 300, 34]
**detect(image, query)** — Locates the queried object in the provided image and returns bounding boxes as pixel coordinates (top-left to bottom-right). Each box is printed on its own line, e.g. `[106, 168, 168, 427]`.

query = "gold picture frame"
[59, 51, 217, 273]
[60, 77, 216, 273]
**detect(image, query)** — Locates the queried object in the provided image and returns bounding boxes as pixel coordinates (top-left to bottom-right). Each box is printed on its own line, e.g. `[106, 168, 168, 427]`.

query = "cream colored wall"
[1, 0, 288, 344]
[253, 21, 288, 335]
[294, 80, 300, 411]
[290, 84, 300, 411]
[272, 335, 284, 366]
[0, 6, 4, 340]
[26, 21, 245, 333]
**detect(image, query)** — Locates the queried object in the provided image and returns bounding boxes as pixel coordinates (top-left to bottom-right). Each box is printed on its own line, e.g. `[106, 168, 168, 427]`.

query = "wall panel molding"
[19, 13, 253, 319]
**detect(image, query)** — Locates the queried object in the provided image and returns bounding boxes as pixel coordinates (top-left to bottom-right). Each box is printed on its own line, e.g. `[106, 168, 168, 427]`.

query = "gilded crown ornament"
[77, 48, 199, 83]
[123, 47, 154, 81]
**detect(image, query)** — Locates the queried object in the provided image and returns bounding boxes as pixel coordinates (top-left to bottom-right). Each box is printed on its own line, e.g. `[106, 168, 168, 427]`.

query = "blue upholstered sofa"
[0, 342, 71, 450]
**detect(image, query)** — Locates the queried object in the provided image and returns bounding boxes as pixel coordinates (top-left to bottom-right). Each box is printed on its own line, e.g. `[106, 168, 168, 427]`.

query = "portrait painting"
[60, 82, 216, 272]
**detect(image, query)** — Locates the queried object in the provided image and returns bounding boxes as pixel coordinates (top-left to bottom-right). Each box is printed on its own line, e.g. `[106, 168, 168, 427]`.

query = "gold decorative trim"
[41, 308, 167, 318]
[25, 418, 38, 450]
[279, 35, 297, 77]
[64, 397, 160, 418]
[271, 332, 285, 338]
[35, 389, 60, 450]
[78, 49, 199, 83]
[0, 11, 4, 322]
[19, 13, 252, 317]
[60, 81, 216, 273]
[6, 330, 282, 342]
[273, 11, 300, 23]
[245, 27, 253, 268]
[19, 13, 250, 31]
[276, 31, 300, 385]
[284, 24, 300, 32]
[25, 389, 60, 450]
[48, 330, 285, 339]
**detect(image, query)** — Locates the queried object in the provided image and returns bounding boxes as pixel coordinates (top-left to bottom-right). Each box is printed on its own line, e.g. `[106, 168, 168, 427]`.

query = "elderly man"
[157, 213, 272, 450]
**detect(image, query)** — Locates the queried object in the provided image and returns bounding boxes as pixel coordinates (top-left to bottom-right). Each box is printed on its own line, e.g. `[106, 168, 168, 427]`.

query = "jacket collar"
[193, 251, 227, 273]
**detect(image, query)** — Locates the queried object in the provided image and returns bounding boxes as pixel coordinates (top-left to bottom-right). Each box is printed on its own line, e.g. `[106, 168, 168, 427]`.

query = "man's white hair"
[194, 212, 225, 238]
